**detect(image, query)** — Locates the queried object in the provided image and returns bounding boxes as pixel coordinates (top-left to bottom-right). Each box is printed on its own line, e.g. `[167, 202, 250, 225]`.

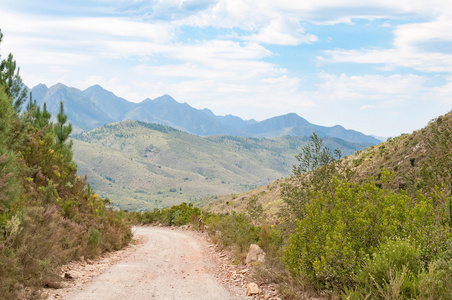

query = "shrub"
[0, 34, 132, 297]
[206, 211, 258, 259]
[283, 172, 450, 292]
[138, 202, 202, 227]
[418, 239, 452, 300]
[0, 206, 84, 298]
[345, 239, 421, 299]
[87, 228, 101, 256]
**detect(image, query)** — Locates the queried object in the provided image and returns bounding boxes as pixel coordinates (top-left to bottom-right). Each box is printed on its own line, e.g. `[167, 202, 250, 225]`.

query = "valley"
[71, 120, 370, 210]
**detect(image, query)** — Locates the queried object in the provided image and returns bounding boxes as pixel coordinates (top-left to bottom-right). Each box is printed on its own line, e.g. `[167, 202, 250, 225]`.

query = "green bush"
[418, 239, 452, 300]
[206, 211, 258, 256]
[283, 172, 450, 292]
[345, 239, 421, 299]
[0, 32, 133, 297]
[138, 202, 202, 227]
[87, 228, 101, 255]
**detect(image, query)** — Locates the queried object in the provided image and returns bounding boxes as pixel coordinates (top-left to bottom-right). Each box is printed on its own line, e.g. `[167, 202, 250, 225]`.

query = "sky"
[0, 0, 451, 137]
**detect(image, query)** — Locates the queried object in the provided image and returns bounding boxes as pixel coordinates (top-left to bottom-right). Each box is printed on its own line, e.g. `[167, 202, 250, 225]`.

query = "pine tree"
[0, 29, 28, 114]
[54, 101, 73, 161]
[41, 103, 51, 128]
[54, 101, 72, 144]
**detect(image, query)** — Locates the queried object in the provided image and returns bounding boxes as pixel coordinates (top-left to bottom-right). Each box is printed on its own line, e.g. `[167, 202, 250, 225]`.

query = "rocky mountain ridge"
[30, 83, 381, 145]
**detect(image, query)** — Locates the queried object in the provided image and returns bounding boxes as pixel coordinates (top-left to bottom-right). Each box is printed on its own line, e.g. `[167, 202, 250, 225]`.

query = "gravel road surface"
[63, 226, 245, 300]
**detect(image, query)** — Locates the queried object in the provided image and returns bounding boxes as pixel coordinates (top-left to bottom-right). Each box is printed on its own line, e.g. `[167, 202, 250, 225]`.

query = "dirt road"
[63, 226, 245, 300]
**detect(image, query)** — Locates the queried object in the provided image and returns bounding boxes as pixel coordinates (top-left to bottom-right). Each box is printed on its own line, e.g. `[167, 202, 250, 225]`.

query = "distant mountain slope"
[242, 113, 380, 145]
[83, 84, 136, 120]
[30, 83, 114, 131]
[371, 134, 388, 142]
[202, 108, 258, 129]
[133, 95, 237, 135]
[244, 113, 311, 134]
[71, 120, 369, 210]
[30, 83, 380, 145]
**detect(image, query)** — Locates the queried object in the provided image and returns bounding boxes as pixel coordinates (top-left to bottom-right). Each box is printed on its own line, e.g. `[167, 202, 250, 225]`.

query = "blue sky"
[1, 0, 451, 137]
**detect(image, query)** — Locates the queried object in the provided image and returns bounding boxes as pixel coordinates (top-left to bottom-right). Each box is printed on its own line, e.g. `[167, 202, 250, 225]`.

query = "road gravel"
[63, 226, 246, 300]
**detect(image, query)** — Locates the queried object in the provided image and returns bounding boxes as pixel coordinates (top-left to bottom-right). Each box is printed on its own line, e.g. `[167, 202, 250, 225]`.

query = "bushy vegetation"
[0, 30, 131, 299]
[284, 172, 451, 292]
[131, 202, 202, 226]
[278, 113, 452, 298]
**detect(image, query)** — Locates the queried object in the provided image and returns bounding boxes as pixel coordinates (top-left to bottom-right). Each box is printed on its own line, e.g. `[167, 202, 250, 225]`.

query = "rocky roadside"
[43, 235, 145, 299]
[181, 226, 282, 300]
[42, 225, 284, 300]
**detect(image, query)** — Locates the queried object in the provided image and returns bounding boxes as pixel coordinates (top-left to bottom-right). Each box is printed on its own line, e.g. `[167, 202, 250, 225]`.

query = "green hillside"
[210, 111, 452, 220]
[72, 120, 370, 211]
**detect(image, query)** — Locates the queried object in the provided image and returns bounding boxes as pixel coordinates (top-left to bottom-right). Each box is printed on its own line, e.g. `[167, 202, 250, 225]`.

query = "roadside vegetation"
[0, 30, 131, 299]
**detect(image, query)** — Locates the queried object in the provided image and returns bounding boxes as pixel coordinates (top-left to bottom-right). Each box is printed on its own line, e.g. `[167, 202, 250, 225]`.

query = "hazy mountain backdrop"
[30, 83, 381, 145]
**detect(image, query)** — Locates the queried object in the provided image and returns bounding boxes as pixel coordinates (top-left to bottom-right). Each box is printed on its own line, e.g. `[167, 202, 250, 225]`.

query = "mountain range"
[30, 83, 381, 145]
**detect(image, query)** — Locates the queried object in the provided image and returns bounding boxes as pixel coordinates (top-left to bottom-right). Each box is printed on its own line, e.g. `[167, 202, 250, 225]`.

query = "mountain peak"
[32, 83, 48, 90]
[153, 94, 177, 103]
[266, 113, 310, 125]
[84, 84, 117, 98]
[85, 84, 107, 92]
[51, 82, 69, 89]
[332, 124, 345, 129]
[202, 108, 216, 118]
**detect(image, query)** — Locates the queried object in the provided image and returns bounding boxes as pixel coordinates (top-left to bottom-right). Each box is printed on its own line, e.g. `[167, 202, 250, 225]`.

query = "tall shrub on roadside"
[283, 171, 451, 292]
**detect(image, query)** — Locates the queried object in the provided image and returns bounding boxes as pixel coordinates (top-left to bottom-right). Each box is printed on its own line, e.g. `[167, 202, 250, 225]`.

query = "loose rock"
[245, 244, 266, 265]
[246, 282, 260, 296]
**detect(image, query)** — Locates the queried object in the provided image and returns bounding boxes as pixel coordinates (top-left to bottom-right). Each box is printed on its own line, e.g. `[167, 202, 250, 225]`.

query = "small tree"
[53, 101, 73, 161]
[293, 132, 340, 175]
[24, 93, 52, 129]
[281, 133, 342, 229]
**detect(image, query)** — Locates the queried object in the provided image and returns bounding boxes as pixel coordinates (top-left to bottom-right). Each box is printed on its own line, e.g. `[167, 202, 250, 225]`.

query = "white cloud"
[316, 72, 427, 103]
[180, 0, 450, 29]
[128, 48, 312, 118]
[299, 72, 450, 136]
[0, 10, 175, 64]
[169, 40, 273, 62]
[427, 76, 452, 105]
[360, 105, 375, 110]
[320, 15, 452, 73]
[245, 18, 318, 45]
